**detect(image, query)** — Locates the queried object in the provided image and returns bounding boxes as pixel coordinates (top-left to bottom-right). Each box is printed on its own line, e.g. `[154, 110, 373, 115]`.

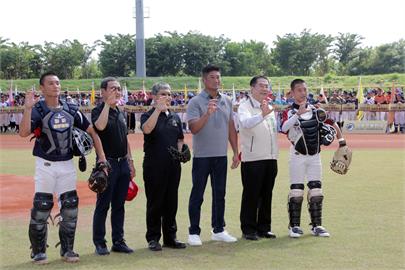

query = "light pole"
[135, 0, 148, 77]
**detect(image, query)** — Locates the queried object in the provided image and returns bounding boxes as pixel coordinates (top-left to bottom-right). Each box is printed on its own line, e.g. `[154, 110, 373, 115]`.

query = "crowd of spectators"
[0, 86, 404, 134]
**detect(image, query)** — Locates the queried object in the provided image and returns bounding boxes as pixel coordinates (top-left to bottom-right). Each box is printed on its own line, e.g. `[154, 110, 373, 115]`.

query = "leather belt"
[107, 156, 127, 162]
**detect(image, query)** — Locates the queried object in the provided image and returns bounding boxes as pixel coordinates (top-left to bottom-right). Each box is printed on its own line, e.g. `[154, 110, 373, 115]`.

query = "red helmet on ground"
[126, 180, 139, 201]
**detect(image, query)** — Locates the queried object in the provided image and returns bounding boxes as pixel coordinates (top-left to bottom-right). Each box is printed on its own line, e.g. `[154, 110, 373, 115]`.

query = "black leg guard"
[288, 184, 304, 227]
[307, 181, 323, 227]
[29, 193, 54, 257]
[58, 190, 79, 256]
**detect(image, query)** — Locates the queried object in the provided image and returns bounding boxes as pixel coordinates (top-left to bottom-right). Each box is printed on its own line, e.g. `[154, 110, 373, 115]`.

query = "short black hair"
[290, 79, 306, 90]
[39, 71, 58, 85]
[202, 64, 220, 77]
[100, 77, 118, 89]
[250, 75, 269, 87]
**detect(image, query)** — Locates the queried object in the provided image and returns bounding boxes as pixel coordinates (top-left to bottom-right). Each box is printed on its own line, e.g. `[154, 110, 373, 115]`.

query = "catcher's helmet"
[320, 124, 336, 146]
[72, 127, 93, 156]
[315, 108, 327, 123]
[126, 180, 139, 201]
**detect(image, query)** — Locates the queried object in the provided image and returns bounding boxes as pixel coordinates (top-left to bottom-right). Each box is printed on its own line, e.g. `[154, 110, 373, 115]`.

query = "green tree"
[145, 32, 184, 76]
[98, 34, 136, 77]
[0, 42, 43, 79]
[181, 31, 229, 76]
[77, 59, 102, 79]
[334, 33, 363, 75]
[369, 40, 405, 74]
[222, 40, 274, 76]
[41, 39, 90, 79]
[272, 29, 333, 76]
[346, 46, 375, 75]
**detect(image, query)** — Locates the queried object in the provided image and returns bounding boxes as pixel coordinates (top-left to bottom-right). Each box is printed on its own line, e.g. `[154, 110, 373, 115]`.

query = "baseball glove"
[88, 161, 112, 193]
[330, 145, 352, 175]
[168, 144, 191, 163]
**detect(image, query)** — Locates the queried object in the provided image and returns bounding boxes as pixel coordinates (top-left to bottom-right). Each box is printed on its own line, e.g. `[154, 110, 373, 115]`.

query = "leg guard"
[29, 193, 54, 257]
[307, 181, 323, 227]
[58, 190, 79, 256]
[288, 184, 304, 227]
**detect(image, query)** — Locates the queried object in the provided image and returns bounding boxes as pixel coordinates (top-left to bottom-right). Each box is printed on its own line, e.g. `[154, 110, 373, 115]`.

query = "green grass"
[0, 148, 404, 270]
[1, 73, 404, 93]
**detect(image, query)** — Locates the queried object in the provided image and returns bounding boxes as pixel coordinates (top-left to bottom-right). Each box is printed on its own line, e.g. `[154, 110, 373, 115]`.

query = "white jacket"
[238, 96, 279, 162]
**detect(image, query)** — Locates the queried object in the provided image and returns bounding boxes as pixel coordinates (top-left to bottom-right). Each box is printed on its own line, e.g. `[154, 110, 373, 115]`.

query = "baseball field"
[0, 133, 404, 270]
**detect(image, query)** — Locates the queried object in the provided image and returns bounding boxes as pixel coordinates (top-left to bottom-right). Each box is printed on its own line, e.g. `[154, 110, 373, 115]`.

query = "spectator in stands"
[285, 91, 294, 105]
[0, 95, 10, 133]
[329, 90, 344, 127]
[393, 89, 405, 133]
[126, 94, 137, 132]
[363, 90, 376, 121]
[374, 88, 387, 121]
[307, 93, 316, 105]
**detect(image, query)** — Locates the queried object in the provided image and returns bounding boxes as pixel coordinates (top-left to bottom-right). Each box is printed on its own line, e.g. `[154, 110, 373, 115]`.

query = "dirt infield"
[0, 133, 403, 219]
[0, 174, 96, 219]
[1, 132, 404, 150]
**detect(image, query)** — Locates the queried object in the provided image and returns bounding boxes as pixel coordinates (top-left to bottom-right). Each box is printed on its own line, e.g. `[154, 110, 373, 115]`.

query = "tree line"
[1, 29, 404, 80]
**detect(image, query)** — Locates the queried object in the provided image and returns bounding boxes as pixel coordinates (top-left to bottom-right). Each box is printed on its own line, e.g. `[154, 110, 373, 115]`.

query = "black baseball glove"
[88, 161, 112, 193]
[168, 144, 191, 163]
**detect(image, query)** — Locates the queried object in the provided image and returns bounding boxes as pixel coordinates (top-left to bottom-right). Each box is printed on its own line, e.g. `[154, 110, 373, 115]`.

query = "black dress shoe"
[148, 240, 162, 251]
[257, 231, 276, 239]
[95, 243, 110, 256]
[242, 233, 259, 240]
[163, 239, 186, 249]
[111, 239, 134, 253]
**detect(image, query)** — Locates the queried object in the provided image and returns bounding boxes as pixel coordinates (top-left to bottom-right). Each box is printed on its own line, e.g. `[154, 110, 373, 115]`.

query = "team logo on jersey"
[50, 112, 71, 131]
[171, 119, 178, 127]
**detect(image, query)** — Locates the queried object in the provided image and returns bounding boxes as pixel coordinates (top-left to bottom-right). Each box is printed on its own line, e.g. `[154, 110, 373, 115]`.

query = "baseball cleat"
[32, 253, 48, 265]
[289, 226, 304, 238]
[311, 226, 330, 237]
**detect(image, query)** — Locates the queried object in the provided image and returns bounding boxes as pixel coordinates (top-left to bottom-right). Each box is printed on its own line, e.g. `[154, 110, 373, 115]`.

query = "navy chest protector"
[33, 101, 78, 161]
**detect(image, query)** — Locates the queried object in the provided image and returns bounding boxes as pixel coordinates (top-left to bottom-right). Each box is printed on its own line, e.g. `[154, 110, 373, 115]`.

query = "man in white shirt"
[237, 76, 279, 240]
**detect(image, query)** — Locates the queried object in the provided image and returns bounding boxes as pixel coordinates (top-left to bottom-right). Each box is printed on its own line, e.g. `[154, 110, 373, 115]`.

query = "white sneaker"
[211, 230, 237, 243]
[188, 234, 202, 246]
[289, 226, 304, 238]
[311, 226, 330, 237]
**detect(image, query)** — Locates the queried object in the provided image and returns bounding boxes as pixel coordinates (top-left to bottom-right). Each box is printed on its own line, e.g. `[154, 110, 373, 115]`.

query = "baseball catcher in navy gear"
[19, 72, 107, 264]
[281, 79, 351, 239]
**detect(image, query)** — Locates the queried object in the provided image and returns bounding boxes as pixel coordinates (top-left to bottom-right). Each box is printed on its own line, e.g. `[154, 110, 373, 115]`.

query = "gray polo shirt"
[186, 90, 233, 157]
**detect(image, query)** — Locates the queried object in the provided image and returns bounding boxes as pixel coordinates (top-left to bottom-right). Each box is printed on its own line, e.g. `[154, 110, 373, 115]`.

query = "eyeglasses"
[157, 93, 171, 97]
[108, 86, 122, 92]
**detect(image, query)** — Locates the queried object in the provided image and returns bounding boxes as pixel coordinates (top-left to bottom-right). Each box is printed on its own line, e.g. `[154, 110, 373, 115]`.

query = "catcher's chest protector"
[296, 110, 321, 155]
[34, 101, 76, 160]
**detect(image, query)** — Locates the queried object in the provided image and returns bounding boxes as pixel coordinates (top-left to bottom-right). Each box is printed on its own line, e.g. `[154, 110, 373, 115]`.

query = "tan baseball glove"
[330, 145, 352, 175]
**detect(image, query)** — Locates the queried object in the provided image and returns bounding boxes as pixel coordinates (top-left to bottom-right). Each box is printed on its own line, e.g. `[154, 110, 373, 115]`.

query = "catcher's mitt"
[168, 144, 191, 163]
[330, 145, 352, 175]
[88, 161, 112, 193]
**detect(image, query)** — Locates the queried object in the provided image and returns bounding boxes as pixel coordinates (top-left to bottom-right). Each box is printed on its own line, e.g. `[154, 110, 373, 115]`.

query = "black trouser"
[127, 113, 136, 130]
[143, 159, 181, 243]
[93, 158, 130, 246]
[240, 159, 277, 235]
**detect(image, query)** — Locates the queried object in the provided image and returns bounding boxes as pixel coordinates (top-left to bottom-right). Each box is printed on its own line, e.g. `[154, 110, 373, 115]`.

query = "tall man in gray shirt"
[186, 64, 240, 246]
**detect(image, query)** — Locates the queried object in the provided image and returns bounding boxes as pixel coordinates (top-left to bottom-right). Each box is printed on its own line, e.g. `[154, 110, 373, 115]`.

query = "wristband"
[338, 138, 346, 147]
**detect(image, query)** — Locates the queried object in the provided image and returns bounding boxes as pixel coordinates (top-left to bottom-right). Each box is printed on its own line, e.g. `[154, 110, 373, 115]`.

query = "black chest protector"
[295, 109, 321, 155]
[33, 101, 78, 161]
